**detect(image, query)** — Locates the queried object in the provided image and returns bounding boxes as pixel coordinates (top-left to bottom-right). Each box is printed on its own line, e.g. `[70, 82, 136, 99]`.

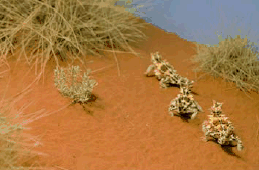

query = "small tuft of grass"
[191, 35, 259, 94]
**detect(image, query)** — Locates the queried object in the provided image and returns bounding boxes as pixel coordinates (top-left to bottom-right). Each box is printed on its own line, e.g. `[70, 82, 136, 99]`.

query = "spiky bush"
[192, 35, 259, 93]
[54, 65, 97, 104]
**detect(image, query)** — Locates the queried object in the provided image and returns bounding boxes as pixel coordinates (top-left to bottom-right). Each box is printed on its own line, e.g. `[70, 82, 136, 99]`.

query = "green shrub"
[54, 65, 97, 104]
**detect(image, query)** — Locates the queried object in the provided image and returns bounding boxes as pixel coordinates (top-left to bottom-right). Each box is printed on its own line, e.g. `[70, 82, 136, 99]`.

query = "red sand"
[0, 19, 259, 170]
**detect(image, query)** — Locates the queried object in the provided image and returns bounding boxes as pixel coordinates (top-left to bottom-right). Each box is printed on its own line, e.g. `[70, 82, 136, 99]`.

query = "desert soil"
[0, 18, 259, 170]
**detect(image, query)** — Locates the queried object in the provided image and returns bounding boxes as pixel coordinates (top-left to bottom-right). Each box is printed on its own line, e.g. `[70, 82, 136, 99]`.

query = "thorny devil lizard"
[144, 51, 194, 89]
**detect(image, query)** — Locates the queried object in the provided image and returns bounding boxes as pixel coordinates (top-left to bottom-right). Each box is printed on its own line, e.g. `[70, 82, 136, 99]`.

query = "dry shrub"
[0, 0, 148, 77]
[0, 87, 56, 169]
[192, 35, 259, 93]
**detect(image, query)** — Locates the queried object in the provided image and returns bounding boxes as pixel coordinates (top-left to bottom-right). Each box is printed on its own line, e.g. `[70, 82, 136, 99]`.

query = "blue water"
[115, 0, 259, 61]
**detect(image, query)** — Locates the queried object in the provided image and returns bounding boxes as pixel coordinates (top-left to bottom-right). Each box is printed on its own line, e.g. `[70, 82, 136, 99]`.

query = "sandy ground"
[0, 18, 259, 170]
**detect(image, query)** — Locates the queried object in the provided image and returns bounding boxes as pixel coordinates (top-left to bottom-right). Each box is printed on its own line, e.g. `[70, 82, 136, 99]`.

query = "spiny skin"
[144, 51, 194, 88]
[168, 86, 203, 120]
[202, 100, 244, 151]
